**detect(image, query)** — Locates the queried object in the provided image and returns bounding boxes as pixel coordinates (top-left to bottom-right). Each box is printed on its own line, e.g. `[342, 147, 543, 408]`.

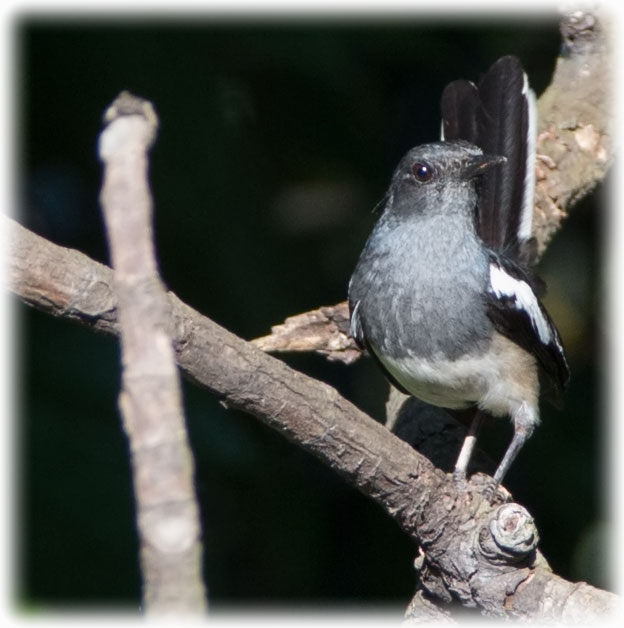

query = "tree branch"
[97, 92, 206, 613]
[6, 216, 619, 621]
[252, 301, 358, 364]
[534, 9, 612, 254]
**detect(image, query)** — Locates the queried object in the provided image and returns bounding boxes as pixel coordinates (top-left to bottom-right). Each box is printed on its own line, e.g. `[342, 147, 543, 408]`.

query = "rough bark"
[533, 9, 612, 255]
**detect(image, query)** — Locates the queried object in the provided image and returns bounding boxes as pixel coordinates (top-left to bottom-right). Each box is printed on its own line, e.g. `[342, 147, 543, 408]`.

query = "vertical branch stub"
[98, 91, 207, 614]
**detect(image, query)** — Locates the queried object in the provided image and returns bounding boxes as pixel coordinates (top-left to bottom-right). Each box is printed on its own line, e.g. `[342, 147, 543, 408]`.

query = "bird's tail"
[440, 56, 537, 267]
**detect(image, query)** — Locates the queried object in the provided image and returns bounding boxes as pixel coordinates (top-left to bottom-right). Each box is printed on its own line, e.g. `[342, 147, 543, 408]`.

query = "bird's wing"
[348, 298, 412, 395]
[485, 252, 569, 406]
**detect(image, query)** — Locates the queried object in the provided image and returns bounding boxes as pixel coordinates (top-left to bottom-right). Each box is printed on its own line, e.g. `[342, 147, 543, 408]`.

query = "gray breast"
[349, 213, 493, 361]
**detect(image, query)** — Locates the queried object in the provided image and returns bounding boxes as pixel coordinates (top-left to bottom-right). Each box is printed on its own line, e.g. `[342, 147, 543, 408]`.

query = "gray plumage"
[350, 141, 493, 366]
[348, 140, 565, 487]
[349, 141, 521, 413]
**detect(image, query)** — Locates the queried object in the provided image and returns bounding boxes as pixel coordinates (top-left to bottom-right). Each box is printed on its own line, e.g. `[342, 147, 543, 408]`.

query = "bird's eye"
[412, 162, 433, 183]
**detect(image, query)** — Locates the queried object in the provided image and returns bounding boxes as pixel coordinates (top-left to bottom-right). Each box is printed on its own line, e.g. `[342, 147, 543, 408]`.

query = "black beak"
[464, 153, 506, 179]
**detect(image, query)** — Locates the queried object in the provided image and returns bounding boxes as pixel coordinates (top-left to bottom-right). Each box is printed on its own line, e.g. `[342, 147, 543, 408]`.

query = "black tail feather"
[440, 79, 479, 144]
[441, 56, 537, 265]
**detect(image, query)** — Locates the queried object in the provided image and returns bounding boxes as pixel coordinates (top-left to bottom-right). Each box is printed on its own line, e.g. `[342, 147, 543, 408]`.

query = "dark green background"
[16, 13, 607, 612]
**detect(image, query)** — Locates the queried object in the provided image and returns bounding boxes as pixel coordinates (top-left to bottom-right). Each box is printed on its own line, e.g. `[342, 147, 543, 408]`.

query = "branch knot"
[478, 503, 539, 565]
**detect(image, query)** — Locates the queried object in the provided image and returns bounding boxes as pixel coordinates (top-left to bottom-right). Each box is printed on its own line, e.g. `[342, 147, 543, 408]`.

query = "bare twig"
[6, 217, 619, 622]
[252, 301, 359, 364]
[98, 92, 207, 614]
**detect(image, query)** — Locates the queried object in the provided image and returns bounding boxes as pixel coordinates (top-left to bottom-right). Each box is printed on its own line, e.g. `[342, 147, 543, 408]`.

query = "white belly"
[374, 332, 539, 418]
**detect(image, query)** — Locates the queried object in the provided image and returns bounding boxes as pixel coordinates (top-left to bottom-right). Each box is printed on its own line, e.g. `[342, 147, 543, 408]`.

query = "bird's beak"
[465, 153, 506, 179]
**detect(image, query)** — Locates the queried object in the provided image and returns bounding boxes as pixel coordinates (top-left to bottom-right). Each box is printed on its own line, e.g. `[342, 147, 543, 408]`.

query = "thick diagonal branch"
[6, 217, 619, 622]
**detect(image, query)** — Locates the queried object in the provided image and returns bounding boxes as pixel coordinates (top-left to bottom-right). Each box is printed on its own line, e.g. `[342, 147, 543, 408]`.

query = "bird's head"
[386, 140, 505, 219]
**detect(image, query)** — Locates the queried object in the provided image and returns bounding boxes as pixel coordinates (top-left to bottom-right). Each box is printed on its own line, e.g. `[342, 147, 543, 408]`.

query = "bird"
[348, 56, 569, 489]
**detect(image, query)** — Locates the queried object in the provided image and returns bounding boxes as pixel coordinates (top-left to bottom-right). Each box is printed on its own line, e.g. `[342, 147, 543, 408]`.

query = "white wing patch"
[489, 263, 552, 345]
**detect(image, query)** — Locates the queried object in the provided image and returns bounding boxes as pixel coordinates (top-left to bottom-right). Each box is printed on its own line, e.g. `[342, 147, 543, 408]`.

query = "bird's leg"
[453, 410, 483, 482]
[492, 401, 537, 487]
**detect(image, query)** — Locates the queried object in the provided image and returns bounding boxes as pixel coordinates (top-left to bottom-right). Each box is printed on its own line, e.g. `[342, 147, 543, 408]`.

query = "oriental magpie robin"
[348, 56, 569, 488]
